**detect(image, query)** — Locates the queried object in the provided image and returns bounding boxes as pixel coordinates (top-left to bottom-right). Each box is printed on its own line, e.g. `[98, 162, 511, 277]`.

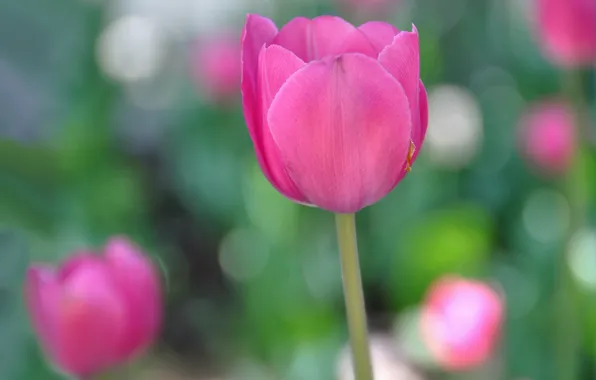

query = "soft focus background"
[1, 0, 595, 379]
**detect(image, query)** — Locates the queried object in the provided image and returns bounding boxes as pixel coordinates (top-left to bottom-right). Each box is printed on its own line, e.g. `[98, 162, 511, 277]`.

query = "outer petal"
[272, 16, 376, 61]
[267, 53, 412, 213]
[417, 79, 429, 159]
[358, 21, 400, 54]
[254, 45, 308, 202]
[391, 80, 429, 185]
[55, 261, 126, 376]
[104, 237, 162, 359]
[378, 26, 420, 135]
[25, 266, 60, 355]
[242, 16, 309, 202]
[241, 15, 281, 192]
[57, 251, 100, 282]
[270, 17, 311, 60]
[241, 14, 278, 95]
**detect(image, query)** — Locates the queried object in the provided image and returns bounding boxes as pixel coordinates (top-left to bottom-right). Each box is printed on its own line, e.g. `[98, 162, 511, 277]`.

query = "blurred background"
[1, 0, 595, 379]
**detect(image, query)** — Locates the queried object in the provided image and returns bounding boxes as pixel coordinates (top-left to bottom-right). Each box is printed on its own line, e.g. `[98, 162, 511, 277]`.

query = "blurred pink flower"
[241, 14, 428, 213]
[519, 100, 576, 176]
[190, 34, 241, 102]
[25, 237, 162, 378]
[535, 0, 596, 67]
[420, 276, 503, 371]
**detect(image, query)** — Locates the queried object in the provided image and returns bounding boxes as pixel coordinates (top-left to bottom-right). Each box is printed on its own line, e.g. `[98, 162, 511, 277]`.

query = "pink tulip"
[420, 276, 503, 371]
[535, 0, 596, 67]
[519, 100, 576, 176]
[190, 34, 241, 102]
[25, 237, 162, 378]
[241, 14, 428, 213]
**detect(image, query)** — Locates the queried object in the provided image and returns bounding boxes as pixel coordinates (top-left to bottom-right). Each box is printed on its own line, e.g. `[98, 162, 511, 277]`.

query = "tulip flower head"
[191, 34, 241, 102]
[420, 276, 503, 371]
[25, 237, 162, 378]
[241, 14, 428, 213]
[518, 100, 577, 176]
[535, 0, 596, 67]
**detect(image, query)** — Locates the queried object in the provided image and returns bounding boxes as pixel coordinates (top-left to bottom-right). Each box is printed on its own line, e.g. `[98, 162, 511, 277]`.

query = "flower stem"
[335, 213, 374, 380]
[555, 69, 588, 380]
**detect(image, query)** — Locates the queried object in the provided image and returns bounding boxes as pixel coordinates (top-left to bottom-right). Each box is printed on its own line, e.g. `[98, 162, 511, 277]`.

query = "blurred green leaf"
[0, 140, 61, 186]
[389, 204, 493, 307]
[243, 160, 300, 244]
[168, 108, 249, 223]
[0, 175, 55, 235]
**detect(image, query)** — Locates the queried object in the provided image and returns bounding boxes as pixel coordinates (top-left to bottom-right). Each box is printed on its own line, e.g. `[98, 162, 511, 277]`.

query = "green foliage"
[390, 204, 493, 307]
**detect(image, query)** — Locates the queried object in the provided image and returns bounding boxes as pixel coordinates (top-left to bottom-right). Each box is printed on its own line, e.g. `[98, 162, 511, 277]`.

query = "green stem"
[555, 69, 588, 380]
[335, 213, 374, 380]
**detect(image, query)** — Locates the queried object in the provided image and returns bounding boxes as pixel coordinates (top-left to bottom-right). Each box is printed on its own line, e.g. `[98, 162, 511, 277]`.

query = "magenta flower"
[241, 14, 428, 213]
[24, 237, 162, 378]
[519, 100, 577, 176]
[420, 276, 503, 371]
[190, 34, 242, 102]
[535, 0, 596, 67]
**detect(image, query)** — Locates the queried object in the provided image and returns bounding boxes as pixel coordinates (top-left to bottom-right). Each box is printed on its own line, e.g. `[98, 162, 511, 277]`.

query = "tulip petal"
[242, 14, 278, 94]
[250, 44, 309, 202]
[56, 262, 126, 376]
[260, 45, 307, 111]
[390, 80, 430, 186]
[241, 16, 309, 202]
[104, 237, 162, 359]
[378, 26, 420, 133]
[25, 266, 60, 354]
[268, 53, 412, 213]
[270, 17, 311, 61]
[339, 29, 378, 58]
[57, 251, 100, 282]
[358, 21, 400, 53]
[273, 16, 376, 61]
[415, 80, 429, 162]
[241, 14, 279, 187]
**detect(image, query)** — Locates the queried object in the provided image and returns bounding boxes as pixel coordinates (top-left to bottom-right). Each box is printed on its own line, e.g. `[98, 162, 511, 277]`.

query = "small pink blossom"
[190, 34, 241, 102]
[535, 0, 596, 67]
[420, 276, 503, 371]
[24, 237, 162, 378]
[241, 14, 428, 213]
[519, 100, 577, 176]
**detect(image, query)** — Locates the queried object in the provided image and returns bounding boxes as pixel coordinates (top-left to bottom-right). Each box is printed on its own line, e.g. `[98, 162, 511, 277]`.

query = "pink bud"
[190, 34, 241, 102]
[241, 15, 428, 213]
[24, 237, 162, 378]
[420, 276, 503, 371]
[518, 100, 577, 176]
[535, 0, 596, 67]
